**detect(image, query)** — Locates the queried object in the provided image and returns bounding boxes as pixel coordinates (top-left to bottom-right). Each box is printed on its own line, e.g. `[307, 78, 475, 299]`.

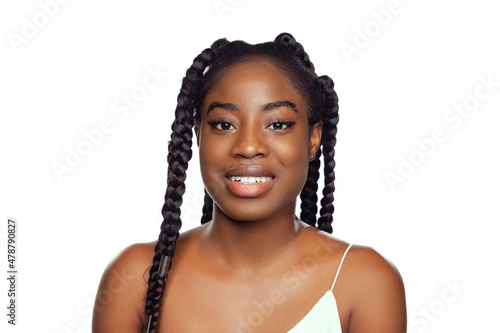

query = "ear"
[309, 121, 322, 158]
[194, 126, 200, 147]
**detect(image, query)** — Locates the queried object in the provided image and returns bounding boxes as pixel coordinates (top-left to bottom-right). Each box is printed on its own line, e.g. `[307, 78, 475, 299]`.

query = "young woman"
[92, 33, 406, 333]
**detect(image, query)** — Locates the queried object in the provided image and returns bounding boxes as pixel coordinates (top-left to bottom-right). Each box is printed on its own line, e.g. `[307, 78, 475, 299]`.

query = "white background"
[1, 0, 499, 332]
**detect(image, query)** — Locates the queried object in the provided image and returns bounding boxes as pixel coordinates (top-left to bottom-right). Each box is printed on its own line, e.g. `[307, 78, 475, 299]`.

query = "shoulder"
[92, 242, 156, 333]
[298, 229, 402, 289]
[97, 242, 156, 289]
[340, 245, 407, 332]
[291, 226, 403, 290]
[346, 245, 404, 289]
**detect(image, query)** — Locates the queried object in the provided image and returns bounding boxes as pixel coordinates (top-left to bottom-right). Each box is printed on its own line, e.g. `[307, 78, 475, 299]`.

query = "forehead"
[201, 59, 307, 112]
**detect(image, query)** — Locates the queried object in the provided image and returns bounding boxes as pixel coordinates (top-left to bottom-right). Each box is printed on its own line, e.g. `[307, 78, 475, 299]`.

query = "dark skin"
[93, 59, 407, 333]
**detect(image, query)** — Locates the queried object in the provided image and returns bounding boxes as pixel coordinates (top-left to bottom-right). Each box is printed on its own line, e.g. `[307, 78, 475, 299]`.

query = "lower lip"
[225, 177, 275, 198]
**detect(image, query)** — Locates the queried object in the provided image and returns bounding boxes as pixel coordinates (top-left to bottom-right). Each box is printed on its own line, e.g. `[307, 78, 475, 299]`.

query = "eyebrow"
[206, 100, 298, 114]
[262, 100, 298, 112]
[206, 102, 239, 113]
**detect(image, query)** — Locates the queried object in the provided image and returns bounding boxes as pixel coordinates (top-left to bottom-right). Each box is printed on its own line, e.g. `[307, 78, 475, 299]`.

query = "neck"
[202, 202, 302, 273]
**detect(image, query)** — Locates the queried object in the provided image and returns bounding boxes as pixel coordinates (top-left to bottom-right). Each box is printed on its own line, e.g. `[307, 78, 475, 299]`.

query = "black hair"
[143, 32, 339, 333]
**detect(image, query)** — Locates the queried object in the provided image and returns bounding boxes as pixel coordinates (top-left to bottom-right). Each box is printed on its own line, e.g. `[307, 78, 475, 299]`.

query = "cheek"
[198, 131, 229, 193]
[273, 145, 308, 174]
[271, 133, 311, 194]
[271, 130, 310, 166]
[199, 135, 220, 176]
[198, 151, 219, 199]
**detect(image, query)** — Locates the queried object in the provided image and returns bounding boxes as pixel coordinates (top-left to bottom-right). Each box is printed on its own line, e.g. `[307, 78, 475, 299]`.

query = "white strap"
[330, 243, 354, 291]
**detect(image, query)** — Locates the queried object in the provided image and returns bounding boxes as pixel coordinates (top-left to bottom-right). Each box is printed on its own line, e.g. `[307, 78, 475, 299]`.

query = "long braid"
[317, 75, 339, 234]
[200, 189, 213, 224]
[143, 46, 220, 333]
[300, 148, 322, 226]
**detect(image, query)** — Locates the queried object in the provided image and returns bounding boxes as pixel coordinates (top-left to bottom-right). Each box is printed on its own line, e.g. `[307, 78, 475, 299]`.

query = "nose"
[230, 122, 269, 159]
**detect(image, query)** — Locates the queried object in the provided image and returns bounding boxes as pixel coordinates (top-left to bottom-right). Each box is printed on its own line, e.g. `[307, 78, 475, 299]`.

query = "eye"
[207, 120, 235, 131]
[267, 120, 296, 131]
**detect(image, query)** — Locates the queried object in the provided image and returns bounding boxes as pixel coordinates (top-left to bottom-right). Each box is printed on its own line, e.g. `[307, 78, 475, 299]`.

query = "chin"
[214, 198, 296, 223]
[216, 205, 268, 222]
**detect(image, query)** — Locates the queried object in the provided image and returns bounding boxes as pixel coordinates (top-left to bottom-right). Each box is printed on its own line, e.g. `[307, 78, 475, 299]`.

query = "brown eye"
[268, 121, 296, 131]
[208, 120, 235, 130]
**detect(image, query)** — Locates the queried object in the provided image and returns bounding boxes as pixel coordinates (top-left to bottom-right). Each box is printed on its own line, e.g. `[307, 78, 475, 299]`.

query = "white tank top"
[287, 244, 353, 332]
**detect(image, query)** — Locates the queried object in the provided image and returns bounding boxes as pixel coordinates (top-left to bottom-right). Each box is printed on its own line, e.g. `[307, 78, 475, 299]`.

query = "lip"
[225, 165, 275, 178]
[224, 165, 275, 198]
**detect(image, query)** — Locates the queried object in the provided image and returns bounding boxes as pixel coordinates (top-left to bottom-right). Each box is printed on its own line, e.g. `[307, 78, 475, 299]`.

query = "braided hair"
[143, 33, 339, 333]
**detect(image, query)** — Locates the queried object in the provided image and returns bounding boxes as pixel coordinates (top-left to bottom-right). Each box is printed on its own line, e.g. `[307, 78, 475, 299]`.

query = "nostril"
[234, 144, 268, 158]
[232, 136, 269, 158]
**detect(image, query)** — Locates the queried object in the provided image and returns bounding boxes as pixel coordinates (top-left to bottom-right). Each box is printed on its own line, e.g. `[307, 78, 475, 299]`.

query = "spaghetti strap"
[330, 244, 354, 291]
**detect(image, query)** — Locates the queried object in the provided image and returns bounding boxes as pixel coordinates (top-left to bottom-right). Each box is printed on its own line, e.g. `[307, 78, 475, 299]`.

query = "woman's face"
[196, 59, 322, 222]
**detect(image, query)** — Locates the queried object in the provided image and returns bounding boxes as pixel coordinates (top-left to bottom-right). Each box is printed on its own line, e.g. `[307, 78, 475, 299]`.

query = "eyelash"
[267, 120, 296, 130]
[207, 119, 235, 131]
[207, 119, 296, 131]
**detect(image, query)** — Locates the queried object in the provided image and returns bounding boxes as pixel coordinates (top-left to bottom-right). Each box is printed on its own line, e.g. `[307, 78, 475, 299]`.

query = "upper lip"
[225, 165, 275, 178]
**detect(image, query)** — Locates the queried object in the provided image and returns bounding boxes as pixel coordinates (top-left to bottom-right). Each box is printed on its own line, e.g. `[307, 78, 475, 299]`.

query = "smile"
[229, 176, 273, 184]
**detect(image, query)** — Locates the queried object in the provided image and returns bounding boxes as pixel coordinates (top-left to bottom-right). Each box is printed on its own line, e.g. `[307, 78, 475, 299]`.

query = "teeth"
[230, 176, 273, 184]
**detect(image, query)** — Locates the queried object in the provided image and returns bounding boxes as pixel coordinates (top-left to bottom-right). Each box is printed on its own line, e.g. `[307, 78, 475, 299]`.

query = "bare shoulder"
[342, 245, 407, 332]
[299, 228, 403, 289]
[346, 245, 404, 287]
[92, 242, 156, 333]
